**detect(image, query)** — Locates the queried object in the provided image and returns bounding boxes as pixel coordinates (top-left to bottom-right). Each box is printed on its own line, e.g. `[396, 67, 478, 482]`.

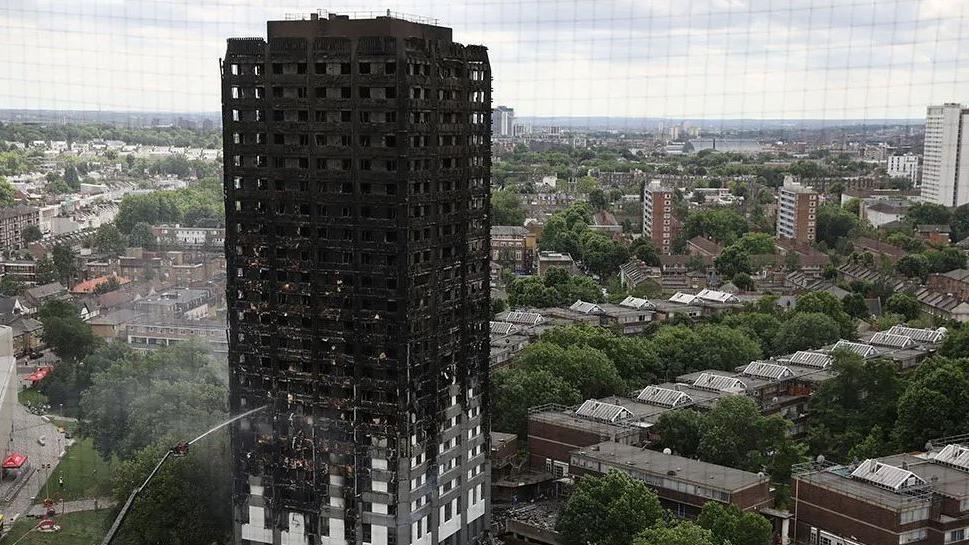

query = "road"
[0, 385, 71, 523]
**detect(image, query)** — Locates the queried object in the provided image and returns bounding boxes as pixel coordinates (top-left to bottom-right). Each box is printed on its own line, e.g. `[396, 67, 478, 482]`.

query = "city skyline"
[2, 0, 968, 119]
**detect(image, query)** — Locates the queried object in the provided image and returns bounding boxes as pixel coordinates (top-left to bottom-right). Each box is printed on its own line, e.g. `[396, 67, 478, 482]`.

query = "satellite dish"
[662, 448, 672, 455]
[816, 454, 826, 464]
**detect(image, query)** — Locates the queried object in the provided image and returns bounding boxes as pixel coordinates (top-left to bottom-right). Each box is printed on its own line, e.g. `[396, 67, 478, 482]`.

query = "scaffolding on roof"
[569, 300, 603, 314]
[868, 332, 915, 349]
[742, 361, 795, 380]
[490, 321, 517, 336]
[785, 351, 834, 369]
[504, 311, 544, 326]
[619, 296, 653, 310]
[850, 459, 927, 492]
[574, 400, 632, 423]
[636, 386, 693, 408]
[669, 292, 698, 304]
[693, 373, 747, 393]
[696, 288, 737, 303]
[832, 340, 878, 358]
[932, 444, 969, 472]
[887, 324, 947, 344]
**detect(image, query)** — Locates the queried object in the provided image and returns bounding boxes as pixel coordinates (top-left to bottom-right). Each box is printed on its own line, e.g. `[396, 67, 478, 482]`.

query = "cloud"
[0, 0, 967, 118]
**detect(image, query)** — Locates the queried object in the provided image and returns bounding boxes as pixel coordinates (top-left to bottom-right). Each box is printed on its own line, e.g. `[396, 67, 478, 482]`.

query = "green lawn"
[34, 437, 116, 504]
[2, 510, 109, 544]
[16, 388, 47, 409]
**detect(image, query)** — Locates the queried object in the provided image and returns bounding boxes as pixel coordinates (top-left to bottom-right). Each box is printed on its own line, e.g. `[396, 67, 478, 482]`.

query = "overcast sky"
[1, 0, 967, 119]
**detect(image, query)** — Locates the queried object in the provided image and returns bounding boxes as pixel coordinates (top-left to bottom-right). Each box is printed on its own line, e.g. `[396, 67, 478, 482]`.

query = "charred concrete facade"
[222, 14, 491, 545]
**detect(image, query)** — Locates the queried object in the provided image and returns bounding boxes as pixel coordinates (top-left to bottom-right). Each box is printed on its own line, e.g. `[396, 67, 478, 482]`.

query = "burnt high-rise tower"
[221, 13, 491, 545]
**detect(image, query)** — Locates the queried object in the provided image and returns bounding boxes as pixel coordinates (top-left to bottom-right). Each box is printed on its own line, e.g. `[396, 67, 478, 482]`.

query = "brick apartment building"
[776, 177, 818, 243]
[0, 205, 39, 251]
[491, 225, 535, 274]
[927, 269, 969, 301]
[570, 442, 772, 517]
[794, 443, 969, 545]
[643, 180, 678, 254]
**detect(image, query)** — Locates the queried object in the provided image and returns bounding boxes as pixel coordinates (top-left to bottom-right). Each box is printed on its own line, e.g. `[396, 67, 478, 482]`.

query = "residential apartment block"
[776, 177, 818, 243]
[920, 103, 969, 206]
[222, 13, 491, 545]
[642, 180, 677, 254]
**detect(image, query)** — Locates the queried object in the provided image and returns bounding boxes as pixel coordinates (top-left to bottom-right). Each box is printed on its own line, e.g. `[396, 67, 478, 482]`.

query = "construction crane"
[100, 405, 267, 545]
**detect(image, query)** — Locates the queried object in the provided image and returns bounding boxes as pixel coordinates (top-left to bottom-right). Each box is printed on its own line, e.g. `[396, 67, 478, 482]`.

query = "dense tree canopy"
[557, 470, 664, 545]
[682, 208, 748, 245]
[491, 188, 525, 226]
[507, 268, 602, 308]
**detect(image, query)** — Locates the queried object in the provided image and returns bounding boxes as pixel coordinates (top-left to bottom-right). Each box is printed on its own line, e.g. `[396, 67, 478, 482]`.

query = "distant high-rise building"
[776, 176, 818, 243]
[222, 13, 492, 545]
[920, 103, 969, 206]
[643, 180, 677, 254]
[668, 126, 680, 141]
[491, 106, 514, 138]
[887, 154, 920, 185]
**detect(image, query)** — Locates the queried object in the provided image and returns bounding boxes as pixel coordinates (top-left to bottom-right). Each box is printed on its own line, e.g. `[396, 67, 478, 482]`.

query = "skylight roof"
[505, 311, 543, 325]
[693, 373, 747, 393]
[868, 332, 915, 349]
[637, 386, 694, 408]
[742, 361, 795, 380]
[832, 340, 879, 358]
[489, 321, 516, 336]
[570, 300, 603, 314]
[933, 444, 969, 472]
[850, 459, 926, 492]
[887, 325, 947, 344]
[696, 289, 737, 303]
[669, 292, 698, 304]
[786, 351, 833, 369]
[575, 400, 632, 422]
[619, 296, 653, 310]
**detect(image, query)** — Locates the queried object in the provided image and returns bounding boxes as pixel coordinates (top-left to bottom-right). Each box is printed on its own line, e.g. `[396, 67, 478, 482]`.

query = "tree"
[808, 351, 903, 459]
[576, 175, 599, 194]
[0, 177, 16, 206]
[731, 272, 754, 291]
[905, 202, 951, 228]
[795, 291, 855, 338]
[514, 342, 625, 400]
[731, 232, 775, 255]
[579, 230, 629, 277]
[951, 204, 969, 242]
[507, 269, 602, 308]
[634, 522, 716, 545]
[492, 367, 581, 436]
[111, 436, 231, 544]
[630, 237, 660, 266]
[653, 409, 706, 457]
[128, 221, 157, 249]
[0, 276, 23, 296]
[652, 324, 762, 377]
[540, 325, 659, 384]
[38, 300, 102, 364]
[842, 292, 870, 319]
[21, 224, 42, 243]
[893, 357, 969, 449]
[896, 254, 929, 279]
[816, 203, 859, 247]
[491, 189, 525, 226]
[557, 470, 663, 545]
[34, 257, 58, 285]
[924, 248, 966, 273]
[50, 243, 78, 284]
[93, 223, 126, 256]
[885, 293, 920, 321]
[588, 189, 608, 210]
[682, 208, 748, 245]
[697, 502, 772, 545]
[714, 245, 751, 278]
[80, 341, 227, 459]
[722, 312, 782, 355]
[63, 164, 81, 190]
[773, 312, 841, 354]
[697, 396, 790, 472]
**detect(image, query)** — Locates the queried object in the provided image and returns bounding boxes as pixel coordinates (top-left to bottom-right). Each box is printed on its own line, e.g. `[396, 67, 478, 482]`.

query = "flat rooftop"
[572, 441, 768, 493]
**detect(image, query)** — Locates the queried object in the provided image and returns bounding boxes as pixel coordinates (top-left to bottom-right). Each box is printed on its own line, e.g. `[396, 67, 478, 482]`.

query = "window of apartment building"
[900, 507, 930, 524]
[900, 529, 928, 544]
[946, 529, 967, 544]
